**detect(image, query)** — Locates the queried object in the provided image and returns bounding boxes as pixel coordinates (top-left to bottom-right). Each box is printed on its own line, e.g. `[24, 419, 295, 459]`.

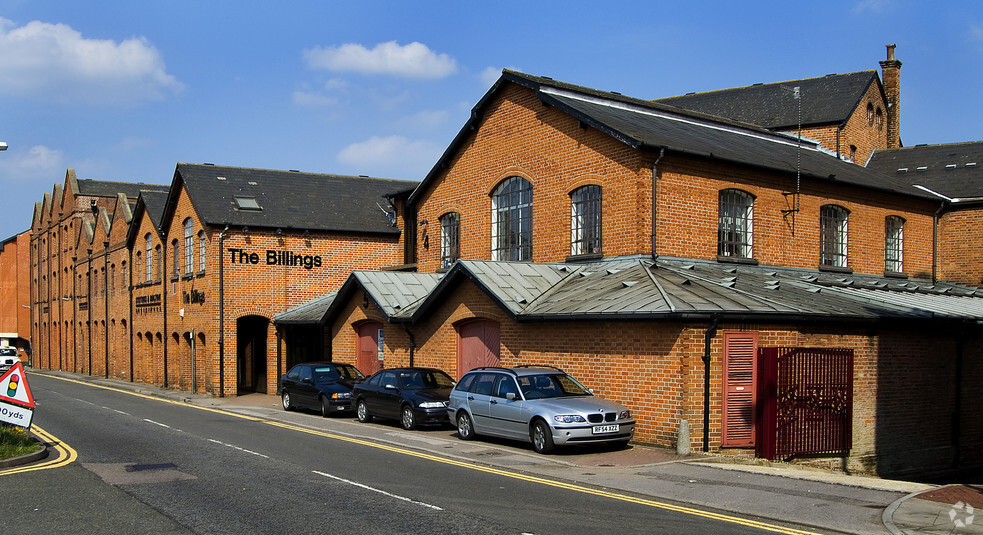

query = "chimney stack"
[879, 44, 902, 148]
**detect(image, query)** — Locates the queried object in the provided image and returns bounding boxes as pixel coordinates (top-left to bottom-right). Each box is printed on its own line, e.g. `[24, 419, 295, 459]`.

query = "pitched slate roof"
[76, 179, 168, 199]
[172, 163, 418, 234]
[408, 70, 931, 206]
[866, 142, 983, 201]
[653, 71, 881, 130]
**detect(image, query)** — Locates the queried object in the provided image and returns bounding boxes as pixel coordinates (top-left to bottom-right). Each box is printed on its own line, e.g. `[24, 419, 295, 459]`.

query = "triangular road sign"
[0, 362, 34, 408]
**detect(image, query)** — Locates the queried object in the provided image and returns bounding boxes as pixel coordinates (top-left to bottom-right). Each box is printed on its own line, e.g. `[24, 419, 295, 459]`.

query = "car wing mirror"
[384, 384, 397, 390]
[302, 378, 313, 385]
[506, 392, 517, 401]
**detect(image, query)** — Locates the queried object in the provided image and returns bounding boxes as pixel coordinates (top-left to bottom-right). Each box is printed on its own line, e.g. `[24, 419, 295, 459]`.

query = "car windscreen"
[518, 373, 591, 399]
[329, 364, 364, 380]
[0, 348, 15, 356]
[400, 370, 455, 390]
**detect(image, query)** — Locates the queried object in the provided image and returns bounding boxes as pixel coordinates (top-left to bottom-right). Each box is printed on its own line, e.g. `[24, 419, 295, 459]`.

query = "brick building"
[285, 54, 983, 478]
[30, 164, 416, 397]
[0, 230, 31, 362]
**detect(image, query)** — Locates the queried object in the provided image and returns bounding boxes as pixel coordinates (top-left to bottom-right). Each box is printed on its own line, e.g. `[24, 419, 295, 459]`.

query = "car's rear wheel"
[356, 399, 373, 423]
[281, 392, 293, 411]
[319, 395, 332, 418]
[457, 412, 475, 440]
[531, 419, 555, 454]
[400, 405, 416, 430]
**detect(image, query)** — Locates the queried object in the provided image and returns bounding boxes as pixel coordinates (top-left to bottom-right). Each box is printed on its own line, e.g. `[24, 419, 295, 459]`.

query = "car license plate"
[592, 424, 619, 434]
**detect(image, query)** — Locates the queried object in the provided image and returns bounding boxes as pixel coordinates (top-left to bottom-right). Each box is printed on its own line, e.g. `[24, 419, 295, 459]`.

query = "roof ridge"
[655, 70, 877, 100]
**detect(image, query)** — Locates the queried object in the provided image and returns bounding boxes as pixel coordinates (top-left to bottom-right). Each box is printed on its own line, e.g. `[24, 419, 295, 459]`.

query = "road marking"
[144, 418, 181, 432]
[313, 470, 443, 510]
[0, 425, 77, 476]
[207, 438, 270, 459]
[40, 373, 821, 534]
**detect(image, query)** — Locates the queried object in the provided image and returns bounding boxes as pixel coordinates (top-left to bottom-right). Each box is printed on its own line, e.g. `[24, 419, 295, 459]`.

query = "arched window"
[885, 216, 905, 273]
[184, 218, 194, 275]
[570, 185, 602, 256]
[198, 230, 206, 274]
[145, 233, 153, 282]
[490, 176, 532, 261]
[439, 212, 460, 268]
[820, 205, 849, 268]
[718, 189, 754, 259]
[172, 239, 180, 278]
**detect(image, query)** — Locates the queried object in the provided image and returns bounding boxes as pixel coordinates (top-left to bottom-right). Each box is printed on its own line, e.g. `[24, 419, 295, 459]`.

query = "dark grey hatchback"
[278, 362, 365, 417]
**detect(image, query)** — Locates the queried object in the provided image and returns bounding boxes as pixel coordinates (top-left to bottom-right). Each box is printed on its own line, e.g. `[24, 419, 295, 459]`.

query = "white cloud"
[337, 135, 442, 178]
[304, 41, 457, 79]
[0, 145, 65, 181]
[396, 109, 449, 130]
[0, 18, 183, 106]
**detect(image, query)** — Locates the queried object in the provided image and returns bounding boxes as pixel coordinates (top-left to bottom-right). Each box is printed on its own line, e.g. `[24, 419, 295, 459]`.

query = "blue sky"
[0, 1, 980, 240]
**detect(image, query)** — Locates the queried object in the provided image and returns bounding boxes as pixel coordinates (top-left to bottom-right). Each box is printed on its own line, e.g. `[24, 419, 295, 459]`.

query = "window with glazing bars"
[820, 205, 849, 267]
[198, 231, 206, 273]
[718, 189, 754, 259]
[440, 212, 460, 268]
[570, 185, 602, 256]
[184, 218, 194, 274]
[145, 234, 153, 282]
[491, 176, 532, 261]
[885, 216, 904, 273]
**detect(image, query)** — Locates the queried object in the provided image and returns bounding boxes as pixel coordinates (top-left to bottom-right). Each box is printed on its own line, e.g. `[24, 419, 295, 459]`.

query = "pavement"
[18, 370, 983, 535]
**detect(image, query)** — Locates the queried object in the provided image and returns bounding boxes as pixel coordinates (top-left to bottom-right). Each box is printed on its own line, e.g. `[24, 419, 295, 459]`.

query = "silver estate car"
[447, 366, 634, 454]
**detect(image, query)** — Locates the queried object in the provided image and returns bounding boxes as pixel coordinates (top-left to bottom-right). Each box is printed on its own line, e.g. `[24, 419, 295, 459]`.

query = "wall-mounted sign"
[135, 294, 162, 314]
[183, 289, 205, 305]
[227, 248, 323, 270]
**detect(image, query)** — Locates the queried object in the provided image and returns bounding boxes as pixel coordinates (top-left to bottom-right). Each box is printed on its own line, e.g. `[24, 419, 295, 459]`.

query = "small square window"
[234, 197, 262, 211]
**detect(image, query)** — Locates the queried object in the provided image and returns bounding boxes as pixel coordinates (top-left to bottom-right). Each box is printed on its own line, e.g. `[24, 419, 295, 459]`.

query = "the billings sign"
[227, 248, 323, 270]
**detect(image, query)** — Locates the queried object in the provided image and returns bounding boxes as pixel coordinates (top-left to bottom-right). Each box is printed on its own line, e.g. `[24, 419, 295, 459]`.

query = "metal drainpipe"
[401, 323, 416, 367]
[218, 225, 229, 397]
[651, 147, 665, 259]
[104, 244, 110, 378]
[952, 328, 964, 470]
[128, 245, 134, 381]
[932, 201, 945, 283]
[702, 317, 719, 452]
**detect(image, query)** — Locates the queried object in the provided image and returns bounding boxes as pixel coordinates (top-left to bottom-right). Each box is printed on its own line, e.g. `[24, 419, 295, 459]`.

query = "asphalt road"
[2, 373, 801, 535]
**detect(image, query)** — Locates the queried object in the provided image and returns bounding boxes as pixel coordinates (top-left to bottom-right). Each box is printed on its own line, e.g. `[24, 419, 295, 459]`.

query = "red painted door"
[456, 320, 500, 378]
[356, 322, 383, 376]
[722, 332, 758, 447]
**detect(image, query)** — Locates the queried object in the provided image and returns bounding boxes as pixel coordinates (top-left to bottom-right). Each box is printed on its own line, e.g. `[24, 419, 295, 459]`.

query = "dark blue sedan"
[278, 362, 365, 417]
[352, 367, 456, 429]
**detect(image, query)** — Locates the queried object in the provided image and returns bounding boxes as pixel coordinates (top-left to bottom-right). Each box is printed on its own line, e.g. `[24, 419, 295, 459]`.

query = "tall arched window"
[820, 205, 849, 268]
[718, 189, 754, 259]
[198, 230, 206, 274]
[172, 239, 180, 278]
[885, 215, 905, 273]
[184, 218, 194, 275]
[439, 212, 460, 268]
[570, 185, 602, 256]
[490, 176, 532, 261]
[145, 233, 153, 282]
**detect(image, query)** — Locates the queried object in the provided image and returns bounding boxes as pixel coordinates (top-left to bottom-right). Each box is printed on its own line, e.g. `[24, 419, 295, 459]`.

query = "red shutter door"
[722, 332, 758, 447]
[456, 320, 500, 378]
[356, 322, 383, 375]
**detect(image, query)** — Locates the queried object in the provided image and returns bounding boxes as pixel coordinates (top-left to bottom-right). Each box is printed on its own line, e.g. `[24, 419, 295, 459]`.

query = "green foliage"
[0, 424, 40, 460]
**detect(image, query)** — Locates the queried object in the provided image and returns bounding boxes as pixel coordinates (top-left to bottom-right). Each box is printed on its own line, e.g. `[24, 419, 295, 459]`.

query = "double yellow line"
[24, 374, 820, 535]
[1, 425, 78, 475]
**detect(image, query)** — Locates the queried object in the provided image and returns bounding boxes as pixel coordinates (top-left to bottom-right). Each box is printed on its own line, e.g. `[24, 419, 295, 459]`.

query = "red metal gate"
[757, 347, 853, 460]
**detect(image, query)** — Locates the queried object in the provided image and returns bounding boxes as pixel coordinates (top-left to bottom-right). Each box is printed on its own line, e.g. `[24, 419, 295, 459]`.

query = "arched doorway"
[237, 315, 269, 394]
[456, 319, 500, 378]
[355, 321, 383, 376]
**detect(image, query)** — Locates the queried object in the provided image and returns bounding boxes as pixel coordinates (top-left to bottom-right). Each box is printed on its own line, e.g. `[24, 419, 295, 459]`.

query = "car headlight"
[619, 410, 631, 420]
[330, 392, 351, 399]
[418, 401, 445, 409]
[553, 414, 587, 424]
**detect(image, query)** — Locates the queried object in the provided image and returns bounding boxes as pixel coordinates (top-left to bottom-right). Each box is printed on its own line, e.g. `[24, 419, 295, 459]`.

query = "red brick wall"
[938, 208, 983, 285]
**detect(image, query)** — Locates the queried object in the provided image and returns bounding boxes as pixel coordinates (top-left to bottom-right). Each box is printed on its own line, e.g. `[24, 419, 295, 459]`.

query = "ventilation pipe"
[218, 224, 229, 397]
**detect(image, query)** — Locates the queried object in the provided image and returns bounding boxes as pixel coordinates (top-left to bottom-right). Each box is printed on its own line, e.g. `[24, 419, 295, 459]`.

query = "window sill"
[716, 255, 759, 266]
[196, 270, 206, 278]
[182, 274, 195, 281]
[884, 270, 908, 279]
[818, 264, 853, 274]
[565, 253, 603, 262]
